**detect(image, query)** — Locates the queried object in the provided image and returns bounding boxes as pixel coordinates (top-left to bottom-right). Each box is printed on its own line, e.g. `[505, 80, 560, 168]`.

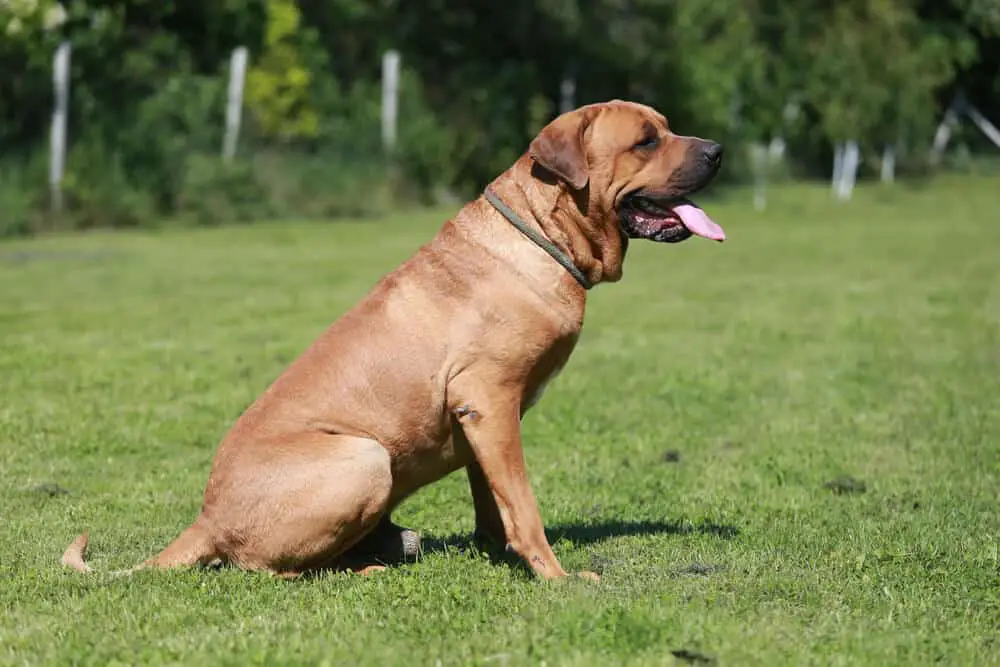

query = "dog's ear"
[529, 110, 590, 190]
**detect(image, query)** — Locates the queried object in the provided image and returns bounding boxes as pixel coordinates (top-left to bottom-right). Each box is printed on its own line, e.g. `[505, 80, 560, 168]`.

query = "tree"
[807, 0, 971, 175]
[0, 0, 68, 152]
[245, 0, 322, 142]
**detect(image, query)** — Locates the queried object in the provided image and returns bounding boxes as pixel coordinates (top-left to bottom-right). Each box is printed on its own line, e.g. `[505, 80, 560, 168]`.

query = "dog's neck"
[488, 156, 627, 286]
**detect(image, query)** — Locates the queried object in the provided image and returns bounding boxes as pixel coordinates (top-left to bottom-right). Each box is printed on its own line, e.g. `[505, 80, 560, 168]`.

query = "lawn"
[1, 175, 998, 666]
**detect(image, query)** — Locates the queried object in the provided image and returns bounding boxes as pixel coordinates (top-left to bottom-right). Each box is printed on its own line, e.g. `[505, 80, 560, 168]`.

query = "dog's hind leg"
[215, 433, 395, 575]
[63, 433, 395, 577]
[143, 518, 219, 569]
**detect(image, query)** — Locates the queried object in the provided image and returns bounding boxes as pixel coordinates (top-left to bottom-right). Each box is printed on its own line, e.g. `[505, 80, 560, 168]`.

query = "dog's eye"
[633, 136, 659, 151]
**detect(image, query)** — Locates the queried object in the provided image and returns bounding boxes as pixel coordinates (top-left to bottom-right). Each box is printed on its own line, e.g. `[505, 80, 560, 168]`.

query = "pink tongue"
[673, 203, 726, 242]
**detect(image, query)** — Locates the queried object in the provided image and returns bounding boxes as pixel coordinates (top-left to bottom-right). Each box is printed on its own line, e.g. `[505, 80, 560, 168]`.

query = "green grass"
[1, 176, 998, 666]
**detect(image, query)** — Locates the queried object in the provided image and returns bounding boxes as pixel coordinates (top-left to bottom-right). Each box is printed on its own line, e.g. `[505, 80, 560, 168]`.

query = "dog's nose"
[703, 142, 724, 165]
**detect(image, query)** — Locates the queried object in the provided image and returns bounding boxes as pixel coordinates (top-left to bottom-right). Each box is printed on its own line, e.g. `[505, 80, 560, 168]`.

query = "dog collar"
[483, 187, 593, 290]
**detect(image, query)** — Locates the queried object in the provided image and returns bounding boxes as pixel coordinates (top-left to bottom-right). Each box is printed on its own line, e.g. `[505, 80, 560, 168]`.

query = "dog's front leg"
[465, 459, 506, 548]
[454, 422, 507, 548]
[450, 389, 568, 580]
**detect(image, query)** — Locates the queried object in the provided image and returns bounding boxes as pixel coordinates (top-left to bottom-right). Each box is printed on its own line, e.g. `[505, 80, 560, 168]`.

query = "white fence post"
[929, 99, 1000, 165]
[835, 140, 860, 200]
[768, 136, 786, 162]
[381, 50, 400, 152]
[930, 104, 958, 165]
[223, 46, 248, 163]
[750, 142, 769, 211]
[49, 41, 71, 215]
[559, 75, 576, 115]
[966, 106, 1000, 149]
[880, 144, 896, 184]
[831, 143, 844, 197]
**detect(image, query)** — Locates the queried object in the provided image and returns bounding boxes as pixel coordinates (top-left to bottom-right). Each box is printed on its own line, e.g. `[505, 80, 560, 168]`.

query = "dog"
[62, 100, 726, 581]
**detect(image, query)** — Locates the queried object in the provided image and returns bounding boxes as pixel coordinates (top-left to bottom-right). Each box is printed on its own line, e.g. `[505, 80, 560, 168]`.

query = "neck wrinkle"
[490, 158, 626, 286]
[513, 161, 622, 286]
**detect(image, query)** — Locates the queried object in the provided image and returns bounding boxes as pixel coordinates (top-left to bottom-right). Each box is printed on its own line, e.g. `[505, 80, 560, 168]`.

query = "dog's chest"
[523, 364, 564, 412]
[521, 333, 578, 414]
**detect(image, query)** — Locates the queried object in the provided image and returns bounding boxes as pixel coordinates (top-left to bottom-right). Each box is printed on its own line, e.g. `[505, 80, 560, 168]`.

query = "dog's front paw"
[576, 570, 601, 582]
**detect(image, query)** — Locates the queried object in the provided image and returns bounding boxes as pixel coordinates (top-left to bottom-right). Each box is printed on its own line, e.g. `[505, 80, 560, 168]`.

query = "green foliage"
[0, 0, 998, 235]
[0, 0, 67, 151]
[250, 149, 393, 220]
[0, 163, 41, 236]
[124, 74, 226, 209]
[177, 155, 269, 226]
[957, 0, 1000, 35]
[807, 0, 965, 152]
[60, 136, 157, 229]
[393, 69, 461, 201]
[245, 0, 320, 141]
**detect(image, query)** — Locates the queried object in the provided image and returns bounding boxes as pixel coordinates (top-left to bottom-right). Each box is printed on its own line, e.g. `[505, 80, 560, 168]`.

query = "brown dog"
[62, 100, 726, 580]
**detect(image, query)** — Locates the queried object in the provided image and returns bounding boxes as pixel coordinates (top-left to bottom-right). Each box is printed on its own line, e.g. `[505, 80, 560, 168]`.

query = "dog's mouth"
[619, 194, 726, 244]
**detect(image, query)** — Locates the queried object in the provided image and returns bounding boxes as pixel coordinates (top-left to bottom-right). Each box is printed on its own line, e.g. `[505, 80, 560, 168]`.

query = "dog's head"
[529, 100, 725, 245]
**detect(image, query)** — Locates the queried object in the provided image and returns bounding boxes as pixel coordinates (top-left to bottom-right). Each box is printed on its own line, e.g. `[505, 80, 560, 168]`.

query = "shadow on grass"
[548, 518, 740, 544]
[419, 518, 740, 560]
[219, 518, 740, 580]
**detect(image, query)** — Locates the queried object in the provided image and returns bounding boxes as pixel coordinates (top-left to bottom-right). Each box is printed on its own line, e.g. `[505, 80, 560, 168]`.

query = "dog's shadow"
[287, 518, 739, 579]
[419, 517, 740, 560]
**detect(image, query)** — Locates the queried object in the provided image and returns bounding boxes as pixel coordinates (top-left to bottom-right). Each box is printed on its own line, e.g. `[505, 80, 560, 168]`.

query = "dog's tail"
[61, 522, 219, 576]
